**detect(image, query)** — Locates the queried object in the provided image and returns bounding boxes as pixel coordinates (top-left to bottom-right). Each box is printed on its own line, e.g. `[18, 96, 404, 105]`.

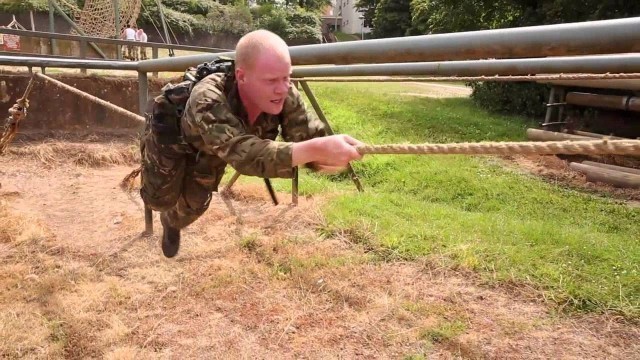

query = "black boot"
[160, 214, 181, 258]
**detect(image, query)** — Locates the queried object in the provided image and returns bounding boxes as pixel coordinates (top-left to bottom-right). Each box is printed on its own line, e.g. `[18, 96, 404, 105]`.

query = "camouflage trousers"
[140, 131, 225, 230]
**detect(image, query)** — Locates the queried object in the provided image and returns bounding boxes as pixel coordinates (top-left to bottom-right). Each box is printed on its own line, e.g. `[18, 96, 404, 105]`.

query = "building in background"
[321, 0, 371, 36]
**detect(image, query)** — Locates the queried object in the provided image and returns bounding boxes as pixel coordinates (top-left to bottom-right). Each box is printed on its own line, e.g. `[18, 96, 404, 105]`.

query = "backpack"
[147, 56, 234, 145]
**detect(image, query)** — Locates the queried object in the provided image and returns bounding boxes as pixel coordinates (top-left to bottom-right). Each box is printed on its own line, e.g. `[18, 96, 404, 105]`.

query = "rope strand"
[356, 139, 640, 156]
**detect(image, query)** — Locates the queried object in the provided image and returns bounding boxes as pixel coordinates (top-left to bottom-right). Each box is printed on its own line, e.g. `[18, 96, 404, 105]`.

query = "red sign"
[3, 34, 20, 51]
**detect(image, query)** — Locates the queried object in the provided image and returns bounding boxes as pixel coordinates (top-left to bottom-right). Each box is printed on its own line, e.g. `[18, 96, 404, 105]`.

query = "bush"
[468, 82, 549, 119]
[162, 0, 218, 16]
[0, 0, 49, 13]
[253, 6, 321, 42]
[204, 3, 253, 37]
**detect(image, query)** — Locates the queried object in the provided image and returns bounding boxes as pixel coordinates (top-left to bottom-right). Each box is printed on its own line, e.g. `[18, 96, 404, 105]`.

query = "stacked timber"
[526, 128, 640, 188]
[569, 161, 640, 189]
[526, 128, 626, 141]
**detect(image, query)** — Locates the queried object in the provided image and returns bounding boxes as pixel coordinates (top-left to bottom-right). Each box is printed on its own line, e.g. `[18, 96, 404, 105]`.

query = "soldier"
[140, 29, 364, 258]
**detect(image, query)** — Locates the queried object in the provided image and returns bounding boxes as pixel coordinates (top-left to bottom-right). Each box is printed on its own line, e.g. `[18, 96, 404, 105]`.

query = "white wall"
[333, 0, 371, 34]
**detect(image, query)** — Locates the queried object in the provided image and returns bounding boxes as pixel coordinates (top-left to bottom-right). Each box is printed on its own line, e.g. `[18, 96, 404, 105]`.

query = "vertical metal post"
[114, 0, 122, 60]
[155, 0, 173, 56]
[41, 67, 46, 74]
[292, 167, 299, 206]
[152, 46, 159, 78]
[543, 86, 557, 125]
[48, 0, 57, 55]
[79, 39, 87, 74]
[29, 10, 36, 31]
[557, 87, 566, 124]
[138, 71, 152, 234]
[299, 80, 364, 192]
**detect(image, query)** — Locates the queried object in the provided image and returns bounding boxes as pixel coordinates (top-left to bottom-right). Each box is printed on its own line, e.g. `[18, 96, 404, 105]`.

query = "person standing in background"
[137, 28, 148, 60]
[121, 24, 137, 60]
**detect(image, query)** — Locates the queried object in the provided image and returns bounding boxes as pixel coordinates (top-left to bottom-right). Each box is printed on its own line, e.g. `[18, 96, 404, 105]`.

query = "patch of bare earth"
[1, 139, 639, 359]
[505, 154, 640, 205]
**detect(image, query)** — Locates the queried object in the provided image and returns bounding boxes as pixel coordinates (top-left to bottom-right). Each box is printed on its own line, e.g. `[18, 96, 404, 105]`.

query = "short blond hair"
[235, 30, 289, 69]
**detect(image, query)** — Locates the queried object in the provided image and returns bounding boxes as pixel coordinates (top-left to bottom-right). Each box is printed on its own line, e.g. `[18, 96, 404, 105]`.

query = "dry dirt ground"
[1, 137, 640, 359]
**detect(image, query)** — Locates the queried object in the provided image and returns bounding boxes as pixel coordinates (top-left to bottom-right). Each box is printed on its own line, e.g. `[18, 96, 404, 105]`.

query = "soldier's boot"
[160, 212, 181, 258]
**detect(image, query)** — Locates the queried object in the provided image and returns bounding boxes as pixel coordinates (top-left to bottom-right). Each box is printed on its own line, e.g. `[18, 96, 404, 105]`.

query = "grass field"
[255, 83, 640, 318]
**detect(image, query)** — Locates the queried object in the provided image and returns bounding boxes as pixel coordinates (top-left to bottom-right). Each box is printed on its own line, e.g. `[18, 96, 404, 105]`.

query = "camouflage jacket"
[181, 73, 327, 179]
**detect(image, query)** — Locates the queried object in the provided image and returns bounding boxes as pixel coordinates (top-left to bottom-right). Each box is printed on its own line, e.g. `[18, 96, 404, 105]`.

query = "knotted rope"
[355, 139, 640, 156]
[0, 75, 36, 154]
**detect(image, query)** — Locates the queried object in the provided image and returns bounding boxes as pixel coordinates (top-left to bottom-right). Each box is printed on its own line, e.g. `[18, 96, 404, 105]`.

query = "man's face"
[236, 48, 292, 115]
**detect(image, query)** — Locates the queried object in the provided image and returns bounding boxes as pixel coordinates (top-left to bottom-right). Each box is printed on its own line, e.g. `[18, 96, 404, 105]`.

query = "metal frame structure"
[2, 17, 640, 234]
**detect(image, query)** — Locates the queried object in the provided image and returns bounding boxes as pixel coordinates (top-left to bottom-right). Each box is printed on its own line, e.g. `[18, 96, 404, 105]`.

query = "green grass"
[245, 83, 640, 319]
[335, 32, 360, 42]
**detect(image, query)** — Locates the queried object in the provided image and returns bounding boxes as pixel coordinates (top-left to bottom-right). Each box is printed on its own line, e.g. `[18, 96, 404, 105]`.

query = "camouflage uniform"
[140, 73, 327, 229]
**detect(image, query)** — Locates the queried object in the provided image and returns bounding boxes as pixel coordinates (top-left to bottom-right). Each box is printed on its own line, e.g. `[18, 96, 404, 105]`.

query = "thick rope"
[0, 74, 37, 154]
[34, 73, 145, 125]
[356, 139, 640, 156]
[293, 73, 640, 83]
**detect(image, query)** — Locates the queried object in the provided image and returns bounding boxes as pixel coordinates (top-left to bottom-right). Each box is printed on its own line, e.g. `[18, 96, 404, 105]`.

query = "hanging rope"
[0, 74, 36, 154]
[34, 73, 145, 125]
[355, 139, 640, 156]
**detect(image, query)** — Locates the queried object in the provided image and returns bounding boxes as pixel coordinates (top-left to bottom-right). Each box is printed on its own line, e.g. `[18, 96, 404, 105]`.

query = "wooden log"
[526, 128, 593, 141]
[569, 162, 640, 188]
[566, 92, 640, 112]
[571, 130, 628, 140]
[581, 161, 640, 176]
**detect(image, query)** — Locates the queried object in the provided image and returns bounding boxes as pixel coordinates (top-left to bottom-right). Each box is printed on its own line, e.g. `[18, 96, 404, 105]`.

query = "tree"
[355, 0, 376, 28]
[372, 0, 411, 38]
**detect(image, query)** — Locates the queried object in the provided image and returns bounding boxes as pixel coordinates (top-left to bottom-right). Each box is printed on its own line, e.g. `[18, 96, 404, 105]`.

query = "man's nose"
[275, 80, 289, 94]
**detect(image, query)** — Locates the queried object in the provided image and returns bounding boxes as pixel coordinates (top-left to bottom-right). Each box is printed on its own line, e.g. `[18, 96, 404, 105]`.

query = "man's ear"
[235, 67, 245, 83]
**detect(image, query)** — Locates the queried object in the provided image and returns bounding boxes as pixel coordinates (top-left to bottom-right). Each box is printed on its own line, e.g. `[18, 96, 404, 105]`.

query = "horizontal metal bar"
[0, 55, 138, 70]
[291, 54, 640, 77]
[0, 50, 122, 61]
[0, 28, 231, 53]
[138, 17, 640, 72]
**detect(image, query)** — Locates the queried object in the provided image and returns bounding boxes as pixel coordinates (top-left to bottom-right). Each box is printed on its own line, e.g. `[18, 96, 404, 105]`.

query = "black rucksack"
[147, 57, 234, 145]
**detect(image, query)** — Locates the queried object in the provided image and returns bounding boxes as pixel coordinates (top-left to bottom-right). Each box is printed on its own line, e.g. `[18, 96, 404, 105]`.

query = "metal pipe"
[114, 0, 121, 60]
[48, 0, 57, 55]
[114, 0, 120, 39]
[137, 17, 640, 72]
[0, 55, 138, 70]
[291, 54, 640, 78]
[299, 80, 364, 192]
[138, 70, 153, 235]
[292, 167, 299, 206]
[566, 92, 640, 112]
[155, 0, 173, 57]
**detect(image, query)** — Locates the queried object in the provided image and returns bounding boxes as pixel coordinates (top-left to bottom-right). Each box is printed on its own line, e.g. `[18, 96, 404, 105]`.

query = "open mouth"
[270, 99, 284, 104]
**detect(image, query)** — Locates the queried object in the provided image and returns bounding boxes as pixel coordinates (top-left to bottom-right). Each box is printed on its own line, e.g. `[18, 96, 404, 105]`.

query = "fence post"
[138, 71, 153, 235]
[79, 39, 87, 74]
[152, 46, 159, 78]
